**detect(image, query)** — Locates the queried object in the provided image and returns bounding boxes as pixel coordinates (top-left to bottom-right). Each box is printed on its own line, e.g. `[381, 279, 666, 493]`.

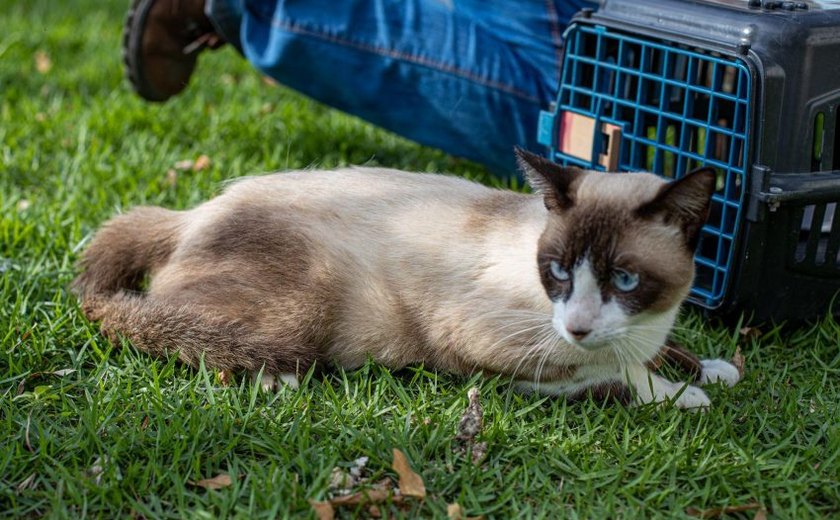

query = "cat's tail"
[72, 206, 181, 319]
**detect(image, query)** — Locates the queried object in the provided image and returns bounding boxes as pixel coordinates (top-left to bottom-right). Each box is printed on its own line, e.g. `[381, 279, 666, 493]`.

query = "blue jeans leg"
[207, 0, 595, 176]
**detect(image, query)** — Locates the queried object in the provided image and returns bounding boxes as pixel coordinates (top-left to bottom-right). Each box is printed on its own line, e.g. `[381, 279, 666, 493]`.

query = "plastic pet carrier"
[537, 0, 840, 322]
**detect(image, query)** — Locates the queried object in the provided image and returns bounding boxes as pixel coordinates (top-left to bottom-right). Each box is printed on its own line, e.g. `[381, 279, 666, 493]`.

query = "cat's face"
[516, 149, 715, 358]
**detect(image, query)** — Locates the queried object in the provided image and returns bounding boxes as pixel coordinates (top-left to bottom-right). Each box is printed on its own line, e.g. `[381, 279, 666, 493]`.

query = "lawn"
[2, 1, 839, 518]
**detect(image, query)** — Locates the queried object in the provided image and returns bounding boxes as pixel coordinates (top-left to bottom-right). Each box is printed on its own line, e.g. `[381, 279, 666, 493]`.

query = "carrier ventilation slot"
[795, 110, 840, 270]
[795, 203, 840, 267]
[551, 25, 751, 308]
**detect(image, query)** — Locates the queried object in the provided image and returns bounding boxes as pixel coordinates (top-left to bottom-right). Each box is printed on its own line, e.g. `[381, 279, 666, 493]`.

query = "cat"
[72, 149, 740, 408]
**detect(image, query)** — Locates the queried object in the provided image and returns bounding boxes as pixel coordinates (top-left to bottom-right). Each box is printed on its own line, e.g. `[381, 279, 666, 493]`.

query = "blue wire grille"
[539, 24, 752, 308]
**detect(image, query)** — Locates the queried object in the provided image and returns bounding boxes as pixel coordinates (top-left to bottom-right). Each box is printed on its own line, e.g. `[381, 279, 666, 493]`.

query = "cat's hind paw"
[251, 371, 300, 392]
[699, 359, 740, 387]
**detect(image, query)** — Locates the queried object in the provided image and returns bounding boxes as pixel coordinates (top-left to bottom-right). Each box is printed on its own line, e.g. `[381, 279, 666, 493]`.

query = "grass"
[2, 1, 839, 518]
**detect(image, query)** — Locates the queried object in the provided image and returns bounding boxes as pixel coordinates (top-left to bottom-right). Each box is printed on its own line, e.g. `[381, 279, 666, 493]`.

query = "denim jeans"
[206, 0, 595, 176]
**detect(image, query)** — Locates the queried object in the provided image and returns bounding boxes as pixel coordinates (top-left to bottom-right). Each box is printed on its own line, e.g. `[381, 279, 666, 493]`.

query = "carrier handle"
[747, 164, 840, 222]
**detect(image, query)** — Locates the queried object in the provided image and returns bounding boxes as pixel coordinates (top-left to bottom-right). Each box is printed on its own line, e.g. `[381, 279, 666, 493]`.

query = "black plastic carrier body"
[538, 0, 840, 322]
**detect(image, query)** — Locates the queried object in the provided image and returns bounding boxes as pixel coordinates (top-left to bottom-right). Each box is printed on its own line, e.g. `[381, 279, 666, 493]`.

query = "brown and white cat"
[73, 149, 739, 408]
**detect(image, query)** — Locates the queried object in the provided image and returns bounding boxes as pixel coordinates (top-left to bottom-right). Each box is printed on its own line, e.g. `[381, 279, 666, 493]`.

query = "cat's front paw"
[699, 358, 740, 387]
[672, 384, 711, 410]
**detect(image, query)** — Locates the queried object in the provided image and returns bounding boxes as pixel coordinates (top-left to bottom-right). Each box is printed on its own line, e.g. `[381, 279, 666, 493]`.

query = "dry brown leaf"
[330, 488, 392, 506]
[368, 505, 382, 517]
[686, 503, 761, 518]
[217, 369, 233, 386]
[35, 51, 51, 74]
[447, 503, 484, 520]
[392, 449, 425, 498]
[448, 503, 465, 519]
[174, 159, 194, 170]
[732, 346, 745, 378]
[739, 326, 761, 341]
[754, 508, 768, 520]
[189, 473, 233, 490]
[140, 415, 150, 430]
[309, 500, 335, 520]
[16, 473, 36, 494]
[192, 154, 211, 172]
[262, 76, 279, 87]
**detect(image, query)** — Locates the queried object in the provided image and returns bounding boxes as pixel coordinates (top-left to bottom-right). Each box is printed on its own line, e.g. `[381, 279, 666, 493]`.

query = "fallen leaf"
[447, 502, 484, 520]
[330, 489, 393, 506]
[51, 369, 75, 377]
[392, 449, 425, 498]
[262, 76, 278, 87]
[448, 503, 464, 519]
[732, 346, 745, 378]
[140, 416, 150, 430]
[309, 500, 335, 520]
[174, 159, 194, 170]
[754, 509, 768, 520]
[368, 505, 381, 517]
[35, 50, 51, 73]
[686, 503, 762, 518]
[189, 473, 233, 490]
[192, 154, 211, 172]
[16, 473, 36, 494]
[217, 369, 233, 386]
[739, 326, 761, 340]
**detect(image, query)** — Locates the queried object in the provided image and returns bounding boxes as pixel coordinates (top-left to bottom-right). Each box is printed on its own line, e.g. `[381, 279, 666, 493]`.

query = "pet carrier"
[537, 0, 840, 322]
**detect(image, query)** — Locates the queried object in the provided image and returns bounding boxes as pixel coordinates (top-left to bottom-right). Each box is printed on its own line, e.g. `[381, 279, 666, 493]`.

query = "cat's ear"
[515, 147, 583, 211]
[637, 167, 717, 250]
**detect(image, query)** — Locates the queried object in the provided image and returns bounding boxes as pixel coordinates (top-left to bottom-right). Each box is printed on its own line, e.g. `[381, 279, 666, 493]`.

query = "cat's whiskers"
[465, 319, 552, 376]
[508, 327, 556, 381]
[614, 331, 658, 367]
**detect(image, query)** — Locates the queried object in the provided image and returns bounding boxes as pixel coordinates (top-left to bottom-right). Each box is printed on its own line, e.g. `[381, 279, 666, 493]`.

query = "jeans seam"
[264, 17, 541, 104]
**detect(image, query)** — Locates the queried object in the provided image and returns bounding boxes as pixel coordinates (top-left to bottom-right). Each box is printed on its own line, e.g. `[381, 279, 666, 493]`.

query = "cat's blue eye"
[549, 260, 570, 282]
[611, 269, 639, 292]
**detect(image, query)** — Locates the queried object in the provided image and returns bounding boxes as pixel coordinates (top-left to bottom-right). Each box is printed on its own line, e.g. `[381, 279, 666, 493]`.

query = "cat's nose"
[566, 327, 592, 341]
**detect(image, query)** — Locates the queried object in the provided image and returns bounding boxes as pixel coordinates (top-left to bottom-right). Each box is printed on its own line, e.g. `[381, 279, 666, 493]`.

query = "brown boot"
[123, 0, 225, 102]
